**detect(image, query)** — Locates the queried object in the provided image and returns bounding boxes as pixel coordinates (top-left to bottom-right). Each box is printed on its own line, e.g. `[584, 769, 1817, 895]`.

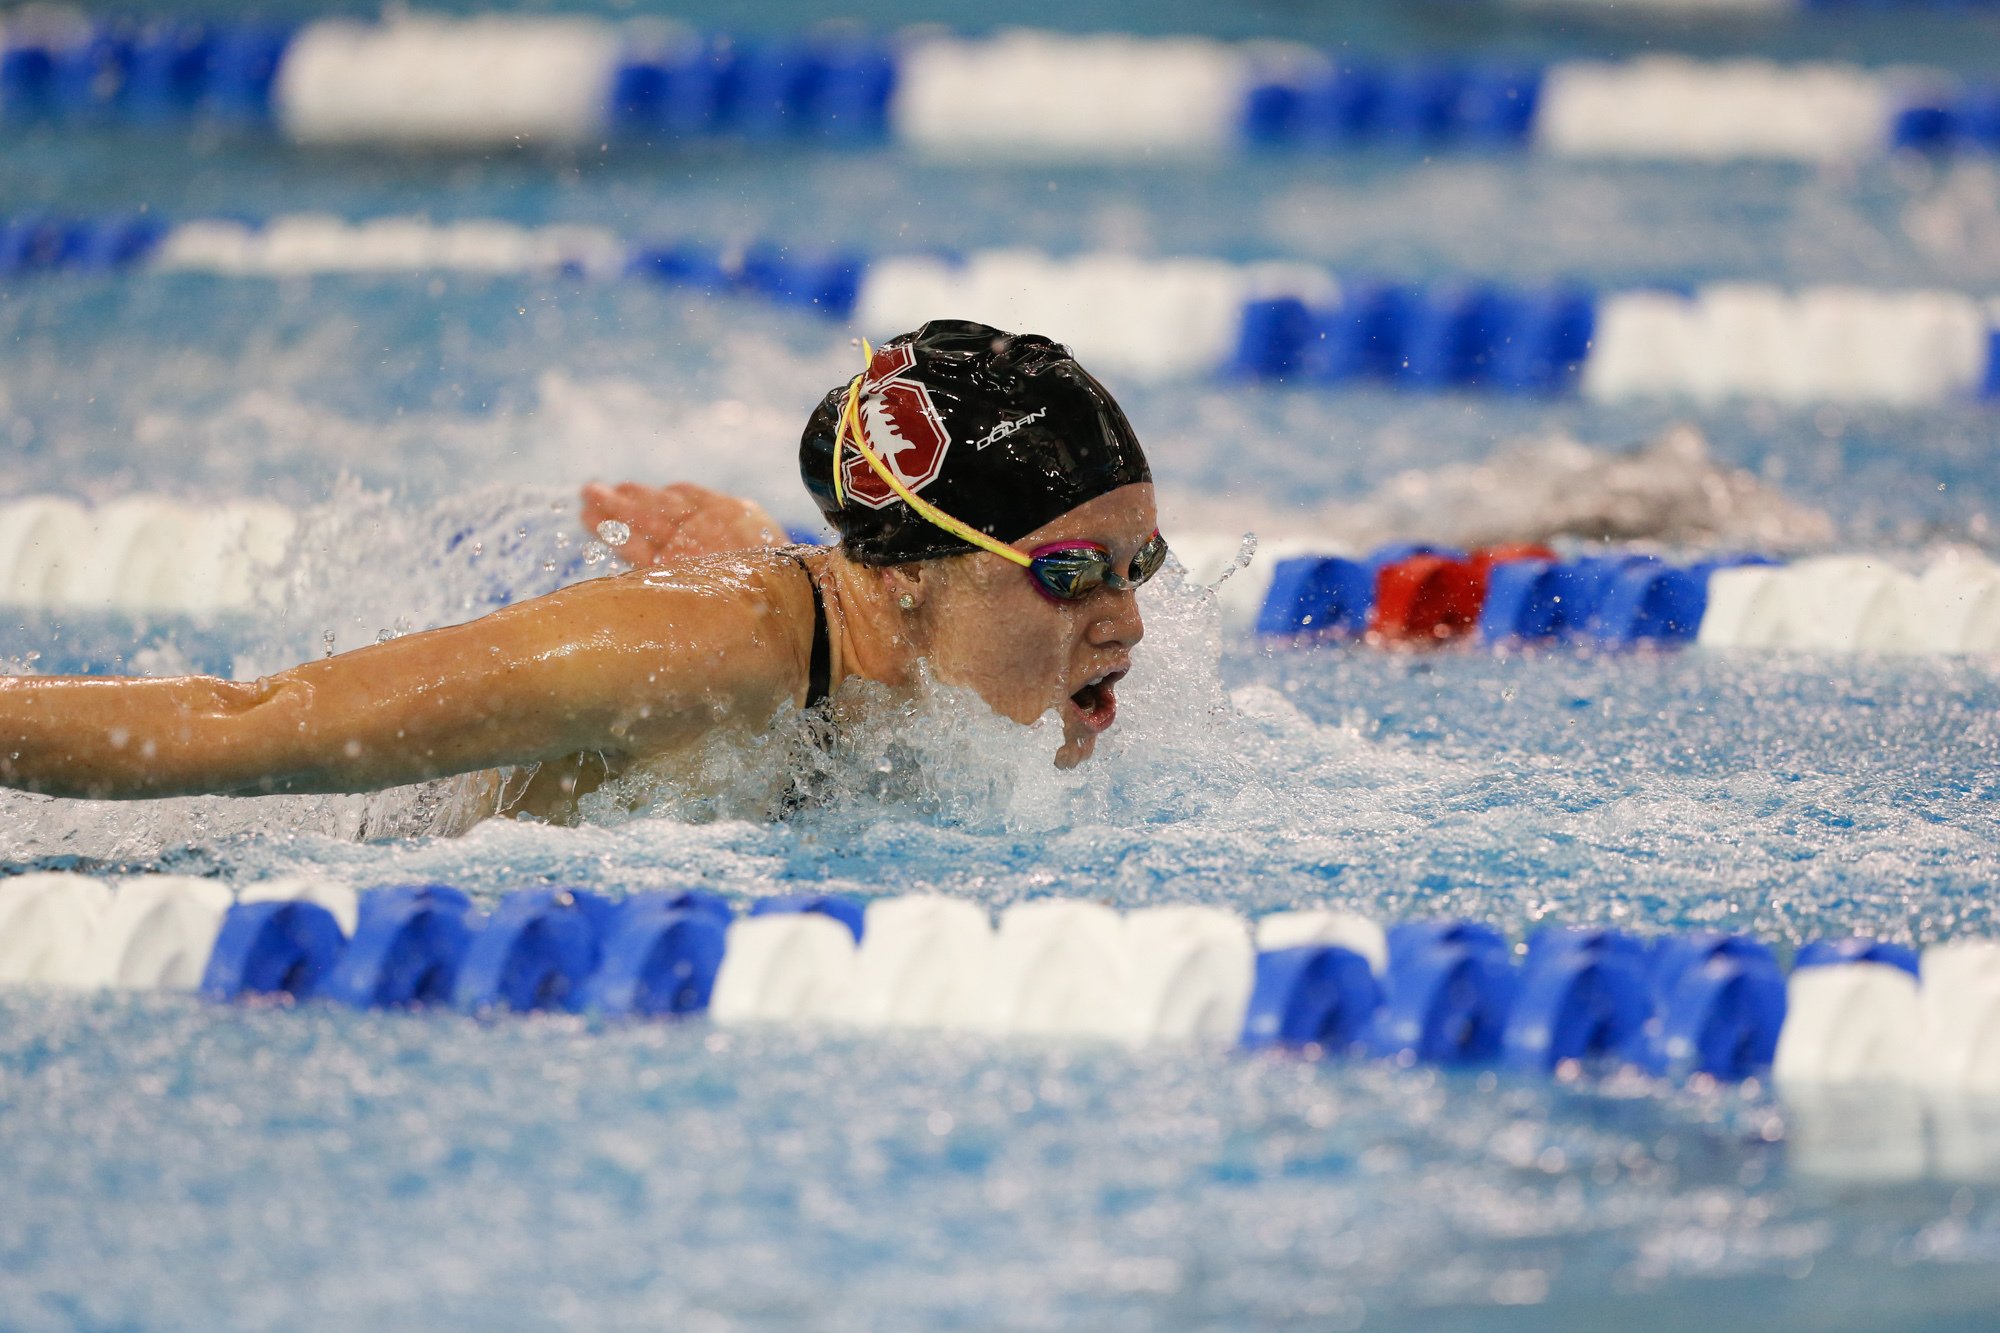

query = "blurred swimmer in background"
[0, 322, 1163, 825]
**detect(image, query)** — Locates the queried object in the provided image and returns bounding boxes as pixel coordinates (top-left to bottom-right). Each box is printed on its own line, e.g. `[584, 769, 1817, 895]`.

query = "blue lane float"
[1255, 557, 1375, 638]
[748, 893, 867, 942]
[3, 17, 1997, 164]
[1634, 933, 1788, 1080]
[104, 875, 2000, 1095]
[0, 214, 166, 273]
[1794, 936, 1923, 978]
[1231, 285, 1599, 394]
[607, 34, 899, 144]
[5, 211, 1991, 406]
[452, 888, 611, 1014]
[1502, 928, 1651, 1073]
[199, 899, 346, 1002]
[319, 884, 475, 1010]
[1372, 922, 1516, 1066]
[1240, 945, 1382, 1051]
[21, 871, 1998, 1102]
[0, 19, 291, 126]
[1251, 543, 1805, 648]
[1241, 61, 1543, 149]
[626, 240, 865, 318]
[1477, 554, 1704, 647]
[579, 894, 731, 1018]
[1250, 544, 2000, 658]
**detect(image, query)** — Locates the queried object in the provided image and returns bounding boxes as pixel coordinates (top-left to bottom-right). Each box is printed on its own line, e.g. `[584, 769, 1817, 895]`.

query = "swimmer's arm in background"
[580, 481, 785, 566]
[0, 566, 806, 800]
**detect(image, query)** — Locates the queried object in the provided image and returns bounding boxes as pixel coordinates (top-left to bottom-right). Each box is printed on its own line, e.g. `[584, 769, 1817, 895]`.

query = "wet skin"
[0, 484, 1156, 815]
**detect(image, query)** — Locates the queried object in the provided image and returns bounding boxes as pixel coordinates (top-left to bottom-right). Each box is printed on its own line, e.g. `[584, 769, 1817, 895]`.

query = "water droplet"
[1208, 533, 1259, 589]
[321, 629, 337, 658]
[582, 541, 610, 566]
[595, 519, 632, 547]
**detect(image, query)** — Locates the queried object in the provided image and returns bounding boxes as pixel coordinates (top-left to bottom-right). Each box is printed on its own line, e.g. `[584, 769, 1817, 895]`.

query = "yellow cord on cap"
[830, 360, 864, 509]
[833, 339, 1032, 569]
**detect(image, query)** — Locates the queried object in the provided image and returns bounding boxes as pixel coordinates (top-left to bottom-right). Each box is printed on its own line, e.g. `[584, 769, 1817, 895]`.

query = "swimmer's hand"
[580, 481, 784, 565]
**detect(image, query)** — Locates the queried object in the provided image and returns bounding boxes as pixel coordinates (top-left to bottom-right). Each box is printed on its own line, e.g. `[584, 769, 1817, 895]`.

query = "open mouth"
[1066, 668, 1127, 734]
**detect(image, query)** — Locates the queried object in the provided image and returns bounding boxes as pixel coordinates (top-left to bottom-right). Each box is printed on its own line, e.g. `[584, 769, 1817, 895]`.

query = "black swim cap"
[799, 320, 1151, 566]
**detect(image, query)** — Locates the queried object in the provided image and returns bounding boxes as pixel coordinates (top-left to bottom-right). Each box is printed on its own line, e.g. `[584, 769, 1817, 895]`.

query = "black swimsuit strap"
[796, 555, 831, 710]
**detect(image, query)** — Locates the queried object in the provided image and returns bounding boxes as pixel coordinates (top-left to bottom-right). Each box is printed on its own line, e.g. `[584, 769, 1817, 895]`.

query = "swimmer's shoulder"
[606, 546, 818, 630]
[519, 547, 821, 699]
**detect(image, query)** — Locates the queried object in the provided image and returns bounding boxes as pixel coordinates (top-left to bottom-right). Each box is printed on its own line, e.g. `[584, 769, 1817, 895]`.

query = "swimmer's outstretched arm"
[0, 566, 806, 800]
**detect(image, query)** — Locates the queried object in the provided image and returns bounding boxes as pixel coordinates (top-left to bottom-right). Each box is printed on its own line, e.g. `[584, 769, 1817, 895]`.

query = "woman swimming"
[0, 322, 1163, 824]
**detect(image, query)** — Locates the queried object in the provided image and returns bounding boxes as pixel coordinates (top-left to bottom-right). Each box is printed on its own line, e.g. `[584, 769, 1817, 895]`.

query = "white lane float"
[1774, 962, 1933, 1087]
[1581, 285, 1991, 407]
[72, 876, 235, 990]
[978, 899, 1135, 1040]
[0, 498, 93, 609]
[1775, 961, 1937, 1181]
[840, 894, 994, 1030]
[276, 16, 623, 148]
[856, 251, 1249, 381]
[1532, 58, 1892, 164]
[1922, 942, 2000, 1096]
[891, 32, 1249, 158]
[0, 497, 295, 615]
[1123, 905, 1255, 1043]
[1694, 554, 2000, 655]
[151, 216, 626, 279]
[1784, 557, 1927, 654]
[0, 872, 114, 986]
[1918, 557, 2000, 655]
[708, 912, 857, 1026]
[58, 498, 200, 615]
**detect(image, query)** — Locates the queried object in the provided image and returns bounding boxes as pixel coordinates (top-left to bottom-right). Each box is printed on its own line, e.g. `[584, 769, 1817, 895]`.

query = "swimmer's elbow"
[191, 672, 443, 796]
[203, 675, 330, 793]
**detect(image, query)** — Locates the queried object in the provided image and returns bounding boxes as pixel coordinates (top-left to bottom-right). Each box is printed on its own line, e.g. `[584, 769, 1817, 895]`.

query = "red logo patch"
[843, 343, 952, 510]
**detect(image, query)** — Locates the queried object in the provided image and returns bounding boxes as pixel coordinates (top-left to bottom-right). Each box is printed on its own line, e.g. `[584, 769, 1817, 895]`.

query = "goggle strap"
[837, 338, 1032, 570]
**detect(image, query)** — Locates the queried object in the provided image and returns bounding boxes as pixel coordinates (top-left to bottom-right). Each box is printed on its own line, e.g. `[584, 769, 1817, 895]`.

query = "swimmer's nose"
[1088, 587, 1144, 649]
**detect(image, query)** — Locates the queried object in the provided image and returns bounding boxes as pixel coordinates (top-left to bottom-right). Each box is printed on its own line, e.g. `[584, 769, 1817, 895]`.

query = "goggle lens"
[1028, 531, 1169, 602]
[1127, 531, 1169, 585]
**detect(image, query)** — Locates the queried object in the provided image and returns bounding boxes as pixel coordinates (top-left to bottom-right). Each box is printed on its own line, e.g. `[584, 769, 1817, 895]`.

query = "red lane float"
[1367, 545, 1555, 645]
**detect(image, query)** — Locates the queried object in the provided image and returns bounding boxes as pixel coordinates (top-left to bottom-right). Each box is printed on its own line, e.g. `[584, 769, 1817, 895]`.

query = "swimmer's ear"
[880, 564, 927, 611]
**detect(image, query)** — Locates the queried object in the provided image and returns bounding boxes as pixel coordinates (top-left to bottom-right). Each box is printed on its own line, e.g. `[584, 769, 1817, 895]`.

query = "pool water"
[4, 1, 2000, 1328]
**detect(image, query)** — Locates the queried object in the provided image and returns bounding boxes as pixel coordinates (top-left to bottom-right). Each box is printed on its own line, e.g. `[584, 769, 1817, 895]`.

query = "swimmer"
[0, 322, 1162, 823]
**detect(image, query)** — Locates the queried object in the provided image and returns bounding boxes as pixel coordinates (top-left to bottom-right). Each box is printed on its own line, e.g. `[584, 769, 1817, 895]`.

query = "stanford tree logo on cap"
[842, 343, 953, 510]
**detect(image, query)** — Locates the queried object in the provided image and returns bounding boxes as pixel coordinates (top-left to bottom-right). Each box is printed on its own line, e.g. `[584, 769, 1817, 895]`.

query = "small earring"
[897, 594, 916, 611]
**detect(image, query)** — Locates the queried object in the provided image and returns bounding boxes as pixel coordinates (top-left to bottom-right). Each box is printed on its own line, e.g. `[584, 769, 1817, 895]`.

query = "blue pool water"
[5, 1, 2000, 1328]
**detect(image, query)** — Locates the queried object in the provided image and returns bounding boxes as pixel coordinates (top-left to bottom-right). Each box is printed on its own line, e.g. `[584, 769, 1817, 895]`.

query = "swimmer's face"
[910, 483, 1155, 769]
